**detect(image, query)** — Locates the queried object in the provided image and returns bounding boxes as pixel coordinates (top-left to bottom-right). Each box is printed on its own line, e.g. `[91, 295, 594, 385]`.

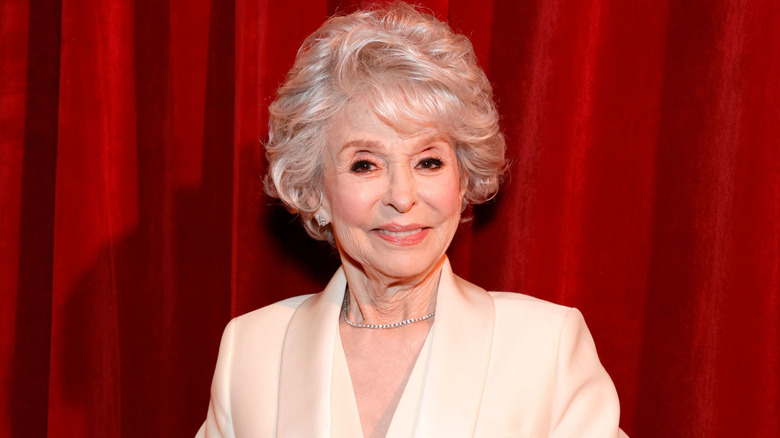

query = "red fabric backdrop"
[2, 0, 779, 436]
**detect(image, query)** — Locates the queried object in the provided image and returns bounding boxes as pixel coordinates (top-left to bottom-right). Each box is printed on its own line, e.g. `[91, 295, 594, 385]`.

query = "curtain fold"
[2, 0, 778, 436]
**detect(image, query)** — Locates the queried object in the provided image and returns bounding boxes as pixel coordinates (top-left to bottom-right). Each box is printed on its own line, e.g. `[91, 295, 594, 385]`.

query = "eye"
[350, 160, 376, 173]
[417, 158, 443, 170]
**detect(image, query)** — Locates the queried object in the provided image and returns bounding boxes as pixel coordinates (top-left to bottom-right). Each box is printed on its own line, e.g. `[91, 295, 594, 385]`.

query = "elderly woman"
[198, 3, 626, 437]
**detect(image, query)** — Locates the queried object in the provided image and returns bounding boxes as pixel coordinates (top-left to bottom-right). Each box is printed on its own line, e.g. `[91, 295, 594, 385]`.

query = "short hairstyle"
[264, 1, 506, 242]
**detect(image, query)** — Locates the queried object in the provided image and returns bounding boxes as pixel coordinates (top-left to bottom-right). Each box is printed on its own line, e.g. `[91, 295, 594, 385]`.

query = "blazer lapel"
[276, 268, 347, 437]
[414, 258, 496, 436]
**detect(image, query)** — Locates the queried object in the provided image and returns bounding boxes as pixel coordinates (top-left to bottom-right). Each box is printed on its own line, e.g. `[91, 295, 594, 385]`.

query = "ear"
[459, 170, 469, 199]
[308, 189, 331, 222]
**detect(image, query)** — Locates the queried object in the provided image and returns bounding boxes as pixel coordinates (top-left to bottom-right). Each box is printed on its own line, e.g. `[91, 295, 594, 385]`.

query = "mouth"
[376, 228, 424, 237]
[372, 224, 429, 245]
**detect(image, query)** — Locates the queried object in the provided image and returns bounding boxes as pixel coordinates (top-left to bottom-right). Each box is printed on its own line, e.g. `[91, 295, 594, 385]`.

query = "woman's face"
[319, 103, 465, 282]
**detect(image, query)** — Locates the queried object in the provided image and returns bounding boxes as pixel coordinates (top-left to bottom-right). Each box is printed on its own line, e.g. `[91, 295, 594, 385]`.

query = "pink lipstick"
[372, 223, 429, 246]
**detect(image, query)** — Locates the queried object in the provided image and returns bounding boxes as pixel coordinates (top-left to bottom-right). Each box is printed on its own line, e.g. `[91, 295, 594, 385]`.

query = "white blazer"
[197, 258, 627, 437]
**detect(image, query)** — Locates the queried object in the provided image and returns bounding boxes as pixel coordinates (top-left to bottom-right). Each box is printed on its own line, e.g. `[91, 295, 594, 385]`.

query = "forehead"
[327, 100, 443, 150]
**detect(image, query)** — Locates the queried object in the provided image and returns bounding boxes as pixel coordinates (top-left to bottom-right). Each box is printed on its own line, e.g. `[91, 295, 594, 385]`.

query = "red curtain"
[2, 0, 778, 436]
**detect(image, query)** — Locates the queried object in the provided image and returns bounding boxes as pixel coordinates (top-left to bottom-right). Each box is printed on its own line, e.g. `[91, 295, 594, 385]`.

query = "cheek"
[328, 181, 381, 226]
[426, 171, 464, 213]
[327, 186, 379, 261]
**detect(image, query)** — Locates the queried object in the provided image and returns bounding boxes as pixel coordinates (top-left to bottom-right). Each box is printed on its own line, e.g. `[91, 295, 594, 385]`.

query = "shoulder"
[449, 272, 582, 345]
[489, 290, 569, 310]
[215, 294, 316, 362]
[217, 294, 317, 398]
[489, 290, 574, 324]
[230, 294, 314, 338]
[486, 290, 582, 348]
[449, 272, 575, 330]
[450, 269, 570, 321]
[462, 283, 622, 435]
[202, 294, 317, 435]
[488, 290, 595, 354]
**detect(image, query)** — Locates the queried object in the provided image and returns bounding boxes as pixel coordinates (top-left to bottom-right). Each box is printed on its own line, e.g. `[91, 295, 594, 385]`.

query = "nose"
[384, 166, 417, 213]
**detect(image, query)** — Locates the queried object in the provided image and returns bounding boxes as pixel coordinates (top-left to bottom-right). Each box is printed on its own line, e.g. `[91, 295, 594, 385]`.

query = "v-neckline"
[332, 324, 435, 437]
[277, 258, 495, 436]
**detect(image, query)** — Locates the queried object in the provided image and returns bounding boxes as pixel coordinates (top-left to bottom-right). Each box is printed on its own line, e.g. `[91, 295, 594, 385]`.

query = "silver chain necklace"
[341, 291, 435, 329]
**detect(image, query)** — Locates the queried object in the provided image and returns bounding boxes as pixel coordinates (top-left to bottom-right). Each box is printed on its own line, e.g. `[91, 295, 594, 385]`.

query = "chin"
[368, 252, 446, 282]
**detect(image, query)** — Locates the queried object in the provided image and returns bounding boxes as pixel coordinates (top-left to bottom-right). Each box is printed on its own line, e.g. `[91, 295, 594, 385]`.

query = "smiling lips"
[373, 223, 430, 246]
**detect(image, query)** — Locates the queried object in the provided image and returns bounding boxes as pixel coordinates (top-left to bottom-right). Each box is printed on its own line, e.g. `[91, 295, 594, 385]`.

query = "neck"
[340, 256, 444, 325]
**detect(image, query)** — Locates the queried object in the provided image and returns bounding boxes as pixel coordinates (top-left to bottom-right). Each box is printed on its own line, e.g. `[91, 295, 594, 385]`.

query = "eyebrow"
[339, 135, 446, 154]
[340, 139, 381, 152]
